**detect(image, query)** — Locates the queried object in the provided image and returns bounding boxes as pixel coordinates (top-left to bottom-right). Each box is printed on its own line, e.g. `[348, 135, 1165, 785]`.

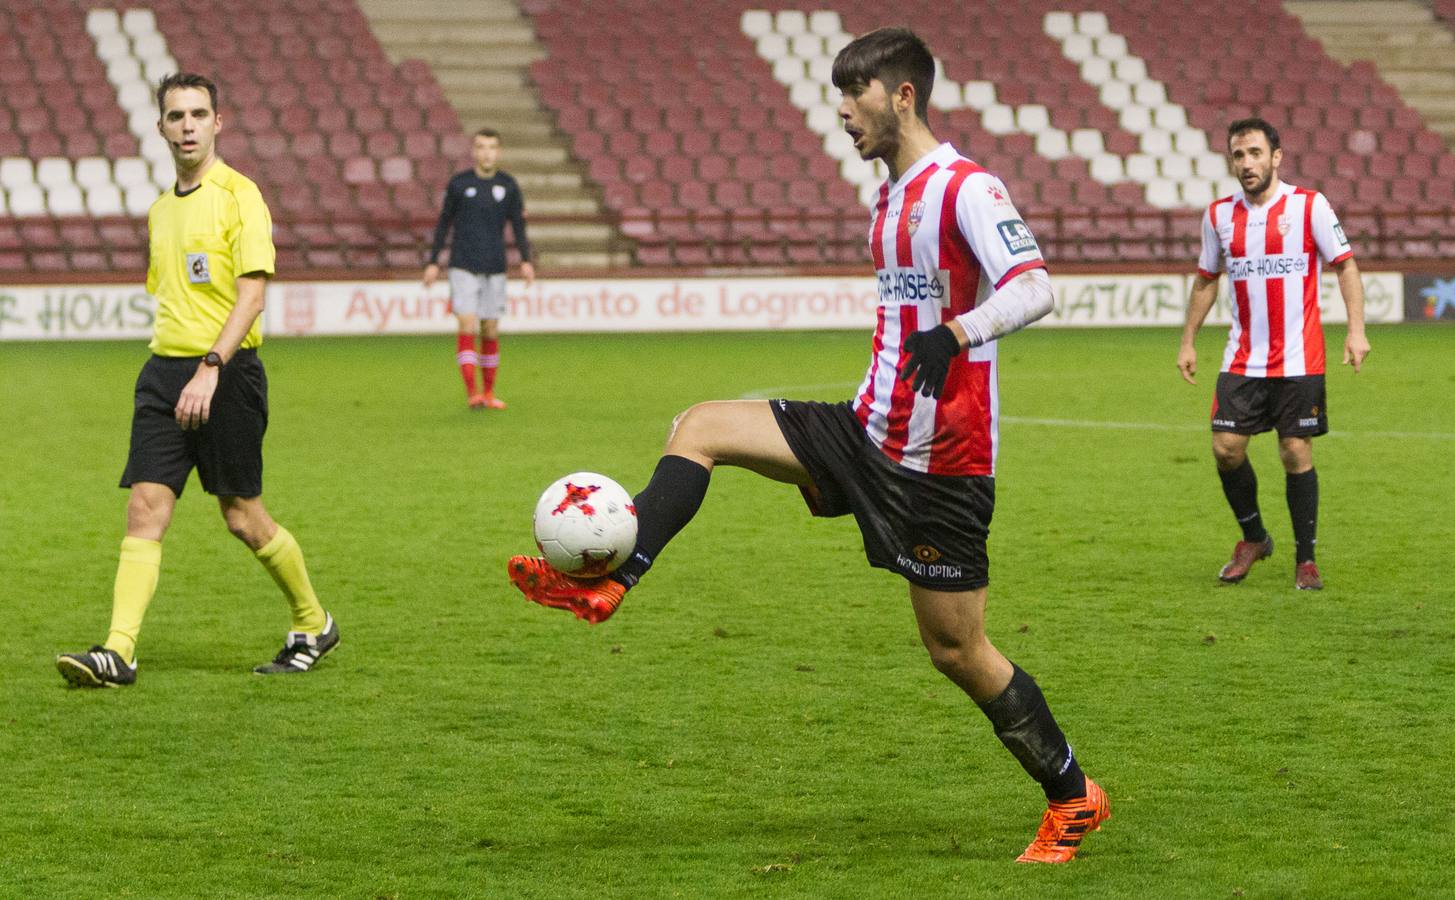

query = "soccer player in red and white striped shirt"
[1178, 117, 1371, 590]
[508, 28, 1106, 863]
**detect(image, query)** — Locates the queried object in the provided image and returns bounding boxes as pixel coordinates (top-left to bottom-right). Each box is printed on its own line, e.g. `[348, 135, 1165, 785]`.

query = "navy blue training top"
[427, 169, 530, 274]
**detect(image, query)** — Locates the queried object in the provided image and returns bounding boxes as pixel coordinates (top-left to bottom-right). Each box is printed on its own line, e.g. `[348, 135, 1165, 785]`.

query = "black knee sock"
[977, 664, 1087, 802]
[1286, 468, 1319, 563]
[1218, 460, 1267, 542]
[609, 455, 711, 589]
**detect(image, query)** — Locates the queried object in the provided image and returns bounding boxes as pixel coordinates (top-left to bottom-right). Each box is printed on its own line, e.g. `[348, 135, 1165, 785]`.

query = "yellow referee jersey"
[146, 160, 275, 356]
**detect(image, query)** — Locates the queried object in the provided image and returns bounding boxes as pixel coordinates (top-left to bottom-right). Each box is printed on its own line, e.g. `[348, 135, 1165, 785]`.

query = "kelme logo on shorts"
[913, 544, 942, 563]
[997, 220, 1037, 254]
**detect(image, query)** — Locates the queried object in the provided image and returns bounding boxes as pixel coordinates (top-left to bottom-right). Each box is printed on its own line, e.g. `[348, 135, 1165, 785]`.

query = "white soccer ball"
[532, 472, 638, 577]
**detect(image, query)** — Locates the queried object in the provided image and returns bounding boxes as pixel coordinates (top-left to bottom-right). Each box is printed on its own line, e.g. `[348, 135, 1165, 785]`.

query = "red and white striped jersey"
[1198, 182, 1353, 377]
[853, 143, 1046, 477]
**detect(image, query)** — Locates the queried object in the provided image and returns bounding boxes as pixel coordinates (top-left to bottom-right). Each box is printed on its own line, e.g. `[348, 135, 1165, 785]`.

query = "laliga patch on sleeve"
[186, 252, 211, 284]
[1333, 222, 1349, 246]
[996, 220, 1038, 255]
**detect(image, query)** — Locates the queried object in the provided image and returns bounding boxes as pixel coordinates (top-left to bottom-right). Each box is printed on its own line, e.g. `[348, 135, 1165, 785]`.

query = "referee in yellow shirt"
[57, 73, 338, 686]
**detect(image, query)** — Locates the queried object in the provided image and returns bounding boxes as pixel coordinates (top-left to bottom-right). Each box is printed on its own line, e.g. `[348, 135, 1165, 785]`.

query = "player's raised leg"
[1212, 431, 1273, 582]
[509, 400, 810, 621]
[56, 482, 176, 687]
[217, 496, 339, 673]
[908, 584, 1108, 863]
[1279, 435, 1322, 589]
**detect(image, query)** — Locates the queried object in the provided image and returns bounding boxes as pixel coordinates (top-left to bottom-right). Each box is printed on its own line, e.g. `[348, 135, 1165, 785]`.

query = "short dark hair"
[831, 27, 934, 122]
[474, 128, 500, 141]
[1228, 117, 1280, 152]
[156, 72, 218, 117]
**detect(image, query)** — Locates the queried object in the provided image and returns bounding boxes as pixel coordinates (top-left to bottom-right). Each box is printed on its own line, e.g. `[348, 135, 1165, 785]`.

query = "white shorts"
[448, 269, 508, 319]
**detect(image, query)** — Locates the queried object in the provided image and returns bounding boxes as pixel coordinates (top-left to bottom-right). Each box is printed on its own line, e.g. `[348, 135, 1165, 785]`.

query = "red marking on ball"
[552, 482, 600, 516]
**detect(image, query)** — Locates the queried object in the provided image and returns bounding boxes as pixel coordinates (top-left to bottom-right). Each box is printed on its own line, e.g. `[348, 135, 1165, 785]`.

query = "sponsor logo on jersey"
[906, 200, 925, 235]
[987, 182, 1010, 206]
[876, 268, 947, 305]
[1226, 254, 1310, 280]
[1333, 222, 1348, 246]
[996, 219, 1038, 255]
[492, 184, 507, 202]
[186, 252, 210, 284]
[464, 186, 478, 198]
[1277, 214, 1291, 236]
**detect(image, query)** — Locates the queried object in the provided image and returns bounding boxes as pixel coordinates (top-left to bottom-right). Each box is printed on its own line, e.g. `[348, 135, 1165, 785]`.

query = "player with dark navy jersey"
[423, 127, 534, 409]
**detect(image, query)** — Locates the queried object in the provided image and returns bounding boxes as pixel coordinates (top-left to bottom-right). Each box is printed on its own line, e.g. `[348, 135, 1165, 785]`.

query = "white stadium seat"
[0, 158, 36, 189]
[94, 32, 131, 61]
[981, 104, 1015, 135]
[1098, 81, 1131, 108]
[808, 11, 841, 36]
[740, 10, 772, 37]
[124, 185, 157, 215]
[1154, 104, 1187, 130]
[1089, 154, 1125, 184]
[1216, 176, 1241, 197]
[1196, 153, 1229, 179]
[755, 33, 788, 60]
[114, 158, 152, 189]
[1015, 104, 1050, 132]
[1043, 11, 1075, 38]
[1133, 81, 1167, 107]
[790, 80, 822, 107]
[931, 79, 963, 111]
[36, 158, 75, 190]
[806, 104, 838, 133]
[107, 56, 142, 87]
[772, 57, 805, 82]
[790, 34, 822, 58]
[807, 56, 833, 82]
[1126, 154, 1158, 181]
[1095, 34, 1128, 59]
[86, 184, 126, 216]
[132, 32, 166, 57]
[1114, 57, 1148, 82]
[1145, 179, 1180, 209]
[824, 32, 850, 55]
[121, 8, 158, 37]
[1035, 129, 1070, 160]
[119, 81, 153, 113]
[9, 184, 46, 216]
[1118, 104, 1151, 132]
[1139, 128, 1173, 155]
[86, 9, 121, 38]
[1076, 11, 1109, 36]
[1061, 33, 1094, 61]
[1160, 154, 1193, 179]
[75, 157, 113, 189]
[1079, 57, 1113, 85]
[144, 57, 176, 84]
[1175, 128, 1209, 155]
[1181, 180, 1215, 207]
[823, 129, 855, 160]
[150, 160, 172, 190]
[962, 81, 996, 110]
[46, 184, 87, 216]
[140, 135, 172, 168]
[774, 10, 806, 35]
[0, 188, 7, 215]
[1070, 129, 1105, 157]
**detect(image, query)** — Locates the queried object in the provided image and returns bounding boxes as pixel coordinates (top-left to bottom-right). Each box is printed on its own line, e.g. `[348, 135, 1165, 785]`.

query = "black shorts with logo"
[1211, 372, 1328, 437]
[770, 399, 994, 591]
[120, 349, 269, 497]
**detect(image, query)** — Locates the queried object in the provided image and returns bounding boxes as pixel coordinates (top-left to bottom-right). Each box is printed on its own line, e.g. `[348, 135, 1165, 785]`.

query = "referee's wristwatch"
[202, 351, 224, 368]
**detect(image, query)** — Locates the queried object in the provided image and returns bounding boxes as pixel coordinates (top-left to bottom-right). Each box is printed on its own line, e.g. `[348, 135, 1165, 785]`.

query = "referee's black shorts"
[770, 398, 994, 591]
[120, 349, 268, 498]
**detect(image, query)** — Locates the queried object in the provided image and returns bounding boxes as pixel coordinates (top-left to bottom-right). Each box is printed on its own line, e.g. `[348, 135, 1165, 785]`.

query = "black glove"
[899, 324, 962, 398]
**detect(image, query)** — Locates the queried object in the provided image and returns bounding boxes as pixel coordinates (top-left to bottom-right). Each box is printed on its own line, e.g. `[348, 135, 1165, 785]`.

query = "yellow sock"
[255, 525, 327, 633]
[103, 536, 162, 664]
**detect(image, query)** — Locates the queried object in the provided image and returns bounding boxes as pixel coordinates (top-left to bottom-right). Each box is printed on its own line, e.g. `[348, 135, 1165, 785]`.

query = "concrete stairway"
[1285, 0, 1455, 149]
[356, 0, 629, 268]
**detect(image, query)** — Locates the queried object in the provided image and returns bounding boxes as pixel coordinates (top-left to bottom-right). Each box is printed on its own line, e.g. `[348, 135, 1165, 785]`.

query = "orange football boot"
[481, 392, 507, 409]
[467, 393, 488, 409]
[1016, 777, 1110, 864]
[507, 556, 626, 623]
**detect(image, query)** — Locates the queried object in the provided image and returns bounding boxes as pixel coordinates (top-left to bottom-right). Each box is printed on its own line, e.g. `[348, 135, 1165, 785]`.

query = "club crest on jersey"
[464, 186, 478, 198]
[906, 200, 925, 235]
[912, 544, 942, 563]
[186, 252, 210, 284]
[492, 184, 507, 202]
[1277, 214, 1291, 236]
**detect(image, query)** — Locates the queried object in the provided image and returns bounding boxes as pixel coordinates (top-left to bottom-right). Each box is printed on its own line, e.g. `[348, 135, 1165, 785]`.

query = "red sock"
[480, 338, 500, 393]
[456, 333, 477, 396]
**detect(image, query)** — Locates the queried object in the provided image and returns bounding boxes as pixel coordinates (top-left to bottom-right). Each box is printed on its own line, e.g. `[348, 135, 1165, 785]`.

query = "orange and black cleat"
[1219, 535, 1273, 583]
[1295, 560, 1323, 590]
[507, 556, 626, 624]
[1016, 777, 1110, 864]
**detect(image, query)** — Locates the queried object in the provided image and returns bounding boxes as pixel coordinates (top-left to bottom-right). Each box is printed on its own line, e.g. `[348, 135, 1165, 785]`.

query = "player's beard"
[1242, 168, 1273, 197]
[864, 103, 901, 162]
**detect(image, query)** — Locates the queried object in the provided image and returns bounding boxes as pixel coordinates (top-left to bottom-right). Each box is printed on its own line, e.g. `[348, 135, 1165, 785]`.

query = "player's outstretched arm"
[1333, 257, 1370, 372]
[1178, 273, 1219, 385]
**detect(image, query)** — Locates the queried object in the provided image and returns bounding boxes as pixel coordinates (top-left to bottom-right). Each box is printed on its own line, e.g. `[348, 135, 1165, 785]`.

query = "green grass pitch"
[1, 324, 1451, 898]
